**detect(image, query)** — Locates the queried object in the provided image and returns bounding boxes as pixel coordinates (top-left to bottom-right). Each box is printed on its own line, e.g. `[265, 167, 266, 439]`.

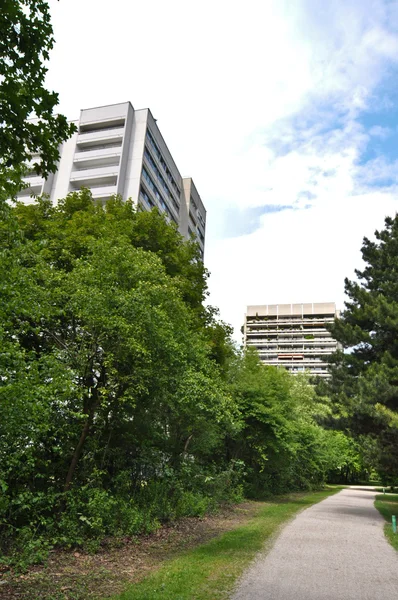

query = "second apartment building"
[244, 303, 340, 377]
[18, 102, 206, 255]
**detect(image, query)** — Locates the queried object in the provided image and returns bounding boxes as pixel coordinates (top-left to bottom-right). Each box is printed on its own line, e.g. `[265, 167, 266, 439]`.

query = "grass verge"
[113, 487, 342, 600]
[375, 494, 398, 552]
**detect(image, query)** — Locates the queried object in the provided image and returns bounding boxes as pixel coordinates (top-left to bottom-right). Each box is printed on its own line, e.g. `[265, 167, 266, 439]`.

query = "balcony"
[73, 147, 121, 170]
[17, 176, 44, 198]
[247, 316, 334, 322]
[70, 165, 119, 187]
[76, 127, 125, 149]
[246, 328, 332, 336]
[90, 185, 118, 201]
[256, 348, 335, 355]
[260, 359, 328, 368]
[245, 338, 337, 346]
[79, 118, 125, 134]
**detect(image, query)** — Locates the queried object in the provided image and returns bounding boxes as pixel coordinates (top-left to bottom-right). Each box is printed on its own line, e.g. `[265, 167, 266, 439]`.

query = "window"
[140, 185, 155, 208]
[141, 168, 175, 222]
[197, 212, 206, 228]
[146, 130, 181, 195]
[144, 147, 179, 213]
[142, 168, 161, 201]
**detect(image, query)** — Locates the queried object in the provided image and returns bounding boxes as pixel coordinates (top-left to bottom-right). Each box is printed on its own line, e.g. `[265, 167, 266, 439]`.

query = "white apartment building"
[244, 303, 340, 378]
[17, 102, 206, 254]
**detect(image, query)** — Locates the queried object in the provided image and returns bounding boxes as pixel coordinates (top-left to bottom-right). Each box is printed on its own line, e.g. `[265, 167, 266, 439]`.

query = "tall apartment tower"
[17, 102, 206, 255]
[244, 303, 340, 378]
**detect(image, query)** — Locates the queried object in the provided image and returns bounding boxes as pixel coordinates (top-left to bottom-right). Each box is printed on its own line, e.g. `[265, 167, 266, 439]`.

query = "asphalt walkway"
[231, 487, 398, 600]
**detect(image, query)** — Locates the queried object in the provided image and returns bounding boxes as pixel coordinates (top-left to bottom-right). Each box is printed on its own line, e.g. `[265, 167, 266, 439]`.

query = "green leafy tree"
[0, 192, 239, 561]
[227, 350, 305, 494]
[0, 0, 76, 197]
[14, 192, 208, 313]
[2, 191, 358, 564]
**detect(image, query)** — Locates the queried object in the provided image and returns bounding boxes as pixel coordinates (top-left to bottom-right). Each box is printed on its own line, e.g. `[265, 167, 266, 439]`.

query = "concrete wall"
[50, 122, 79, 201]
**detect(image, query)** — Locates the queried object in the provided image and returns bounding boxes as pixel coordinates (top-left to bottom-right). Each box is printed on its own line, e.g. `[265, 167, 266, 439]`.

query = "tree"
[224, 348, 357, 494]
[0, 0, 76, 198]
[2, 191, 357, 563]
[1, 192, 240, 560]
[227, 350, 301, 494]
[327, 214, 398, 482]
[14, 192, 208, 314]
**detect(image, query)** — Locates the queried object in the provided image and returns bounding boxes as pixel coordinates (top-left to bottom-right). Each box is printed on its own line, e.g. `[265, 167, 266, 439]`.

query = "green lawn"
[375, 494, 398, 552]
[112, 487, 342, 600]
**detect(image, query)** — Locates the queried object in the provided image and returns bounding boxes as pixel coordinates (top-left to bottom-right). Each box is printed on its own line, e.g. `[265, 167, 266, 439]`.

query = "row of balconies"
[247, 346, 337, 353]
[246, 338, 337, 346]
[247, 339, 335, 345]
[256, 347, 335, 353]
[246, 317, 335, 326]
[246, 328, 333, 336]
[246, 323, 333, 330]
[246, 333, 334, 339]
[251, 350, 337, 357]
[249, 351, 337, 358]
[254, 355, 336, 360]
[70, 125, 125, 201]
[260, 360, 328, 367]
[247, 322, 335, 327]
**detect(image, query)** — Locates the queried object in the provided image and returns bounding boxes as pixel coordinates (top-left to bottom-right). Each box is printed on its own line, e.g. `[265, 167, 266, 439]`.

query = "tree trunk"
[63, 413, 93, 492]
[183, 434, 193, 454]
[345, 465, 350, 484]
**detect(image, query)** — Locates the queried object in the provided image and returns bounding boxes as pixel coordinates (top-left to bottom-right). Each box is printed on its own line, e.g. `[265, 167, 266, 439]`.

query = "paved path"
[231, 487, 398, 600]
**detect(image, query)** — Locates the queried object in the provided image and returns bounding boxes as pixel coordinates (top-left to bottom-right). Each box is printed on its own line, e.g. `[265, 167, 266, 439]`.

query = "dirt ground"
[0, 502, 260, 599]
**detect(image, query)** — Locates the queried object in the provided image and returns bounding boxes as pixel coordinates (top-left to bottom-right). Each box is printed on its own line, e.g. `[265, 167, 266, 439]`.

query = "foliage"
[0, 193, 236, 565]
[0, 0, 76, 197]
[0, 192, 356, 567]
[225, 349, 354, 496]
[326, 214, 398, 485]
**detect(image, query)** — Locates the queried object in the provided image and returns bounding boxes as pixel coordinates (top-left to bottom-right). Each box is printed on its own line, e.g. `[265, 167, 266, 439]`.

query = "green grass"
[375, 494, 398, 552]
[112, 487, 342, 600]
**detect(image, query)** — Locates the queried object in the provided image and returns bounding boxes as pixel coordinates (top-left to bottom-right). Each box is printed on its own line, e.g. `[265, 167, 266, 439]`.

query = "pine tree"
[328, 214, 398, 483]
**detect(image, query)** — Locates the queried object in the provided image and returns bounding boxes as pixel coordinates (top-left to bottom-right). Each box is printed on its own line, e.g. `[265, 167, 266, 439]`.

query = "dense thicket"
[325, 214, 398, 486]
[0, 193, 365, 565]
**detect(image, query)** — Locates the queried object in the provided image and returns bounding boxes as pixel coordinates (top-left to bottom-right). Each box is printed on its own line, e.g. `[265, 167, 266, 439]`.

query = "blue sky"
[46, 0, 398, 339]
[359, 102, 398, 167]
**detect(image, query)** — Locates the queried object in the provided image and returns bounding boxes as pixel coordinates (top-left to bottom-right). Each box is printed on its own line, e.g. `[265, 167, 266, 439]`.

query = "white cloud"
[45, 0, 398, 340]
[206, 190, 398, 339]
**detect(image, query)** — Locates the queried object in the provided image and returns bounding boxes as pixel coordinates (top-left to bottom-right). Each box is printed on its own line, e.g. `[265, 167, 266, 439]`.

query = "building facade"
[244, 303, 340, 377]
[17, 102, 206, 255]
